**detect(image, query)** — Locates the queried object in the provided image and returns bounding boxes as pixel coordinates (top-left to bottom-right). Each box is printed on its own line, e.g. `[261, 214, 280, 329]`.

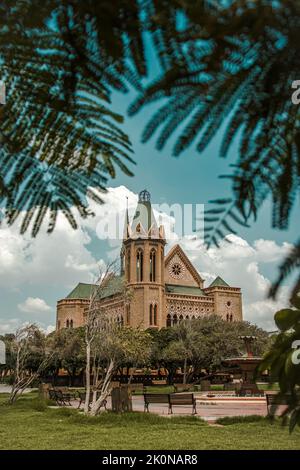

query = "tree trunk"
[127, 366, 136, 385]
[84, 342, 91, 414]
[183, 358, 187, 385]
[89, 360, 115, 416]
[8, 373, 37, 404]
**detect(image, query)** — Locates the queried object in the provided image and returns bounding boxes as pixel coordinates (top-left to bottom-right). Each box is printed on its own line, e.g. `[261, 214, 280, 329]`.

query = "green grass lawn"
[0, 392, 299, 450]
[258, 383, 280, 391]
[133, 383, 280, 394]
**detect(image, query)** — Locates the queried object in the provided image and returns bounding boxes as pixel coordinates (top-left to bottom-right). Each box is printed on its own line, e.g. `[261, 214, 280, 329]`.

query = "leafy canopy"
[258, 295, 300, 432]
[1, 1, 300, 297]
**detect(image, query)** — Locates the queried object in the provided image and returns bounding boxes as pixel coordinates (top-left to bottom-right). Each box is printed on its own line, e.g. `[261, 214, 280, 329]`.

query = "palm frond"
[129, 0, 300, 296]
[0, 0, 149, 233]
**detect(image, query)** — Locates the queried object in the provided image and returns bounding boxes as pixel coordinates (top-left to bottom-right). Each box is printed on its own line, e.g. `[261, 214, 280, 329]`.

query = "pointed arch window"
[126, 249, 131, 282]
[149, 304, 153, 325]
[166, 314, 172, 327]
[70, 319, 73, 328]
[66, 319, 69, 328]
[154, 304, 158, 325]
[136, 249, 143, 282]
[150, 249, 156, 282]
[173, 314, 178, 325]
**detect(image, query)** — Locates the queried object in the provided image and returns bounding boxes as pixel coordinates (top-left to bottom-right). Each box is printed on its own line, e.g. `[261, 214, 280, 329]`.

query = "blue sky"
[0, 46, 298, 334]
[109, 88, 299, 254]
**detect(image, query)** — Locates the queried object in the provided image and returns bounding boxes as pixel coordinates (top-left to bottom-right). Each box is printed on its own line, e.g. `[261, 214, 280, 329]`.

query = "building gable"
[164, 244, 204, 288]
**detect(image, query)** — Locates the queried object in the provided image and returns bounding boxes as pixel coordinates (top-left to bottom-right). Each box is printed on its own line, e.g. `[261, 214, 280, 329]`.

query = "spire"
[122, 196, 130, 240]
[131, 189, 160, 239]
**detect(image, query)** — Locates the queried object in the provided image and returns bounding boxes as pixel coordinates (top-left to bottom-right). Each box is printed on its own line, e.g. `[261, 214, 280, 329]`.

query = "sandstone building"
[56, 190, 243, 330]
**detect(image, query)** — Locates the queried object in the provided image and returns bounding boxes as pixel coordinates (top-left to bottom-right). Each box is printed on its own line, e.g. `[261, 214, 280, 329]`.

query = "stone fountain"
[224, 335, 263, 396]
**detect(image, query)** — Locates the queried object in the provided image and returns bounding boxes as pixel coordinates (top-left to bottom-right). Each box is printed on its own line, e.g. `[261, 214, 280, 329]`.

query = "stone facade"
[56, 190, 243, 330]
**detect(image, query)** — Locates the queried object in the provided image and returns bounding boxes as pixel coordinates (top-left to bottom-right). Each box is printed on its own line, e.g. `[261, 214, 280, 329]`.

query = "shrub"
[31, 399, 48, 412]
[215, 415, 266, 426]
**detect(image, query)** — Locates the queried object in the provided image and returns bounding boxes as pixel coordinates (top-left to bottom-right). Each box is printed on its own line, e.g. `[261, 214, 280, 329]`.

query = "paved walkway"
[0, 384, 34, 394]
[129, 396, 268, 422]
[1, 386, 280, 423]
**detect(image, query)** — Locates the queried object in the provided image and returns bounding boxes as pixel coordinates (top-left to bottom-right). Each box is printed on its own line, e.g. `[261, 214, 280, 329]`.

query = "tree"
[86, 324, 152, 416]
[166, 322, 202, 384]
[0, 1, 142, 235]
[148, 327, 180, 384]
[83, 261, 124, 413]
[258, 295, 300, 432]
[8, 324, 53, 404]
[150, 316, 271, 384]
[1, 1, 299, 298]
[189, 316, 271, 376]
[128, 0, 300, 299]
[46, 327, 86, 385]
[82, 260, 152, 416]
[123, 328, 153, 385]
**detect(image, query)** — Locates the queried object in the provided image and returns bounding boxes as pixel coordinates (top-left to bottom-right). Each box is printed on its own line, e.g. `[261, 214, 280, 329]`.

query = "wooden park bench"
[143, 393, 171, 413]
[265, 393, 290, 416]
[76, 390, 107, 410]
[143, 392, 197, 415]
[169, 393, 197, 415]
[49, 389, 75, 406]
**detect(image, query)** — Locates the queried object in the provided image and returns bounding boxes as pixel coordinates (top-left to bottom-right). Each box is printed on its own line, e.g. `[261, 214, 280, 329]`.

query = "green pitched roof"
[208, 276, 230, 288]
[165, 284, 206, 297]
[66, 276, 124, 300]
[66, 283, 94, 299]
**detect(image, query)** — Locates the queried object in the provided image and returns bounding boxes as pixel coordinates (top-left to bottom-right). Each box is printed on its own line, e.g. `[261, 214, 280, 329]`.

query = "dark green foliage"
[149, 316, 271, 382]
[128, 0, 300, 297]
[131, 0, 300, 231]
[1, 0, 300, 294]
[215, 415, 266, 426]
[46, 327, 86, 380]
[269, 240, 300, 301]
[258, 296, 300, 431]
[0, 0, 142, 235]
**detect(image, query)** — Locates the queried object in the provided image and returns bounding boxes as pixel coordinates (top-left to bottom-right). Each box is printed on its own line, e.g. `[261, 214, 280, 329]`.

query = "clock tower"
[122, 190, 166, 328]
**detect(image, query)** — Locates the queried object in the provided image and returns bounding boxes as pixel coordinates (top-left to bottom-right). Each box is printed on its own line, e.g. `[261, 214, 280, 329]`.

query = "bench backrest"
[266, 394, 289, 406]
[49, 390, 58, 400]
[144, 393, 169, 404]
[169, 393, 194, 405]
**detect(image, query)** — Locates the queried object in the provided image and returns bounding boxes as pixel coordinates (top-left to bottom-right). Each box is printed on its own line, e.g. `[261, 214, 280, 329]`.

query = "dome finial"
[139, 189, 151, 202]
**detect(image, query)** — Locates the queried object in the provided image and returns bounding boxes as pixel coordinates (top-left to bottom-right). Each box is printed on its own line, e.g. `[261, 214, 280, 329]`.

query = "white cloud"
[0, 185, 293, 333]
[253, 239, 292, 263]
[0, 186, 140, 290]
[44, 324, 55, 335]
[167, 233, 291, 330]
[18, 297, 52, 314]
[0, 318, 55, 336]
[0, 318, 20, 335]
